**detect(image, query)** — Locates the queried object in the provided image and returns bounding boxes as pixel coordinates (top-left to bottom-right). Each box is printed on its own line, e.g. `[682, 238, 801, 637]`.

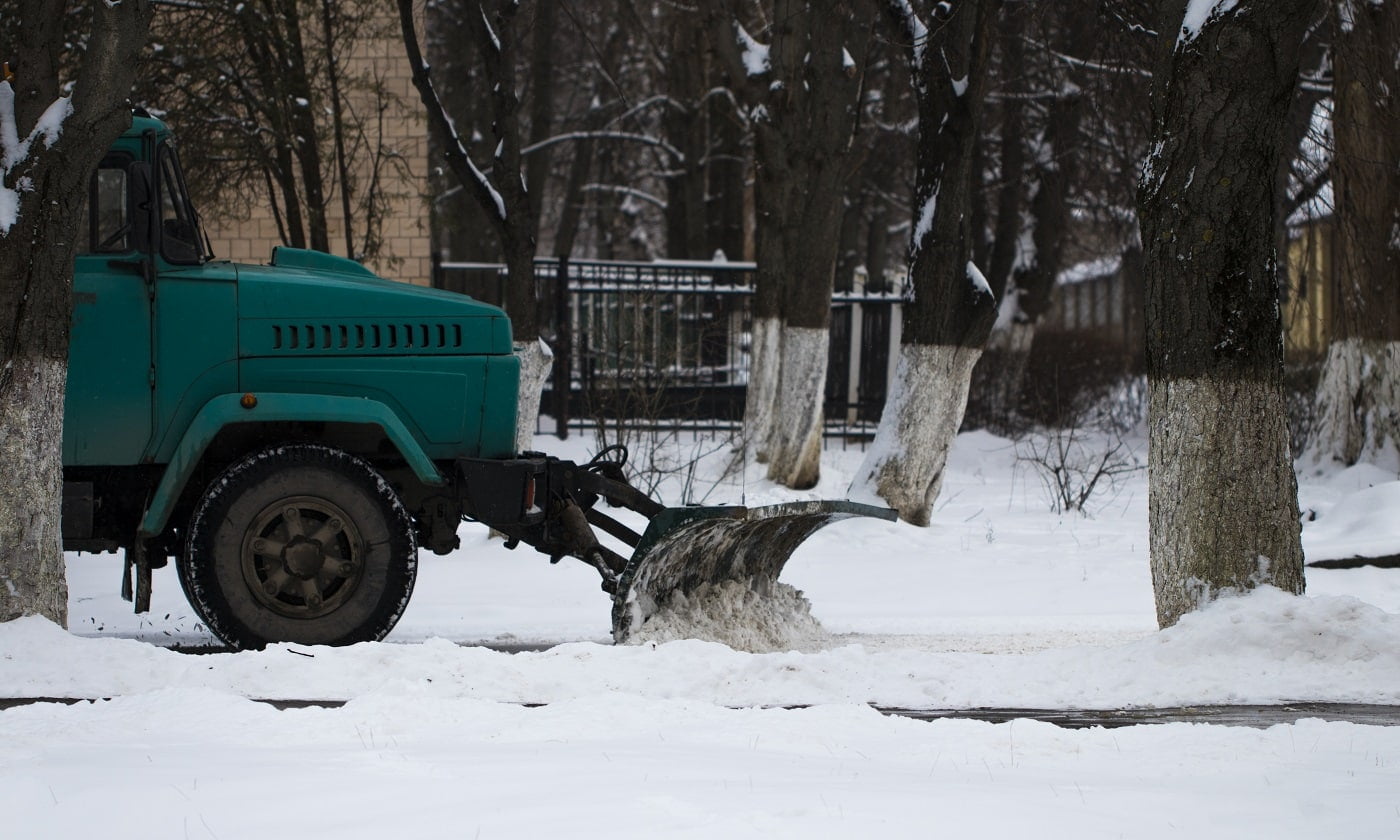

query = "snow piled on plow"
[627, 579, 827, 652]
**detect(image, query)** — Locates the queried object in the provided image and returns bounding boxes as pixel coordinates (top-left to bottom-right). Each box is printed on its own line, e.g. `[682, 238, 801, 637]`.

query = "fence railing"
[435, 257, 903, 442]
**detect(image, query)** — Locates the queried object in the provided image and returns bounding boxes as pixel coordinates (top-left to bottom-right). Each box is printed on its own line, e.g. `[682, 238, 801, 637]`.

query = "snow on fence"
[434, 257, 904, 443]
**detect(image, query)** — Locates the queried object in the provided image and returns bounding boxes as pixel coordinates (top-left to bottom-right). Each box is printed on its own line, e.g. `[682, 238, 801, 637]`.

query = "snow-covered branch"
[580, 183, 667, 209]
[521, 130, 684, 162]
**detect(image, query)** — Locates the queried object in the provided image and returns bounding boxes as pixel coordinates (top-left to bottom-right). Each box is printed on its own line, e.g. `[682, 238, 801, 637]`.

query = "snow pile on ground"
[1300, 462, 1400, 561]
[6, 689, 1396, 840]
[5, 585, 1400, 708]
[6, 428, 1400, 838]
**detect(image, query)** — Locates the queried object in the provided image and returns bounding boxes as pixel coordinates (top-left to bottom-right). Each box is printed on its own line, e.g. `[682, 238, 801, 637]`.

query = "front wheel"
[178, 444, 417, 649]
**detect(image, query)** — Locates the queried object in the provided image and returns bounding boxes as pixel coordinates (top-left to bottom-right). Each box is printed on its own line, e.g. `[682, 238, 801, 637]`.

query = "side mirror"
[129, 162, 153, 253]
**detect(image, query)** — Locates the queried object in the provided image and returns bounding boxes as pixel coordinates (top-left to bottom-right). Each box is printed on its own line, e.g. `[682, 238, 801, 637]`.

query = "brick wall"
[204, 8, 430, 286]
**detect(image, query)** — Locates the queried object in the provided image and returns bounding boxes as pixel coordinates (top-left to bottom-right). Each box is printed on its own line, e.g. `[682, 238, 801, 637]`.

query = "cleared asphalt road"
[2, 697, 1397, 728]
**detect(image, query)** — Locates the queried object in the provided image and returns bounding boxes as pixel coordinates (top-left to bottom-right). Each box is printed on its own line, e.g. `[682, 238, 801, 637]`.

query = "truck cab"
[64, 113, 521, 648]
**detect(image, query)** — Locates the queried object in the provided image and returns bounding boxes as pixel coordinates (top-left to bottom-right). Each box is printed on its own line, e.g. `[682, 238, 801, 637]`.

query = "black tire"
[178, 444, 417, 650]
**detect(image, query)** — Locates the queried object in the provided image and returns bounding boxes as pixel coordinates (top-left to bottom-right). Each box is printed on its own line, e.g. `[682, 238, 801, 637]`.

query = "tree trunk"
[726, 0, 871, 489]
[990, 89, 1088, 424]
[661, 9, 709, 259]
[0, 0, 152, 626]
[1137, 0, 1313, 627]
[318, 0, 356, 258]
[274, 0, 331, 254]
[524, 0, 556, 243]
[400, 0, 545, 450]
[707, 91, 748, 261]
[0, 305, 70, 627]
[852, 0, 998, 525]
[1310, 0, 1400, 468]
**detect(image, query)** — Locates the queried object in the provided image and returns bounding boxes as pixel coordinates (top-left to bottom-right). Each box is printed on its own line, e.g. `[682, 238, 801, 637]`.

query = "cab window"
[77, 162, 131, 254]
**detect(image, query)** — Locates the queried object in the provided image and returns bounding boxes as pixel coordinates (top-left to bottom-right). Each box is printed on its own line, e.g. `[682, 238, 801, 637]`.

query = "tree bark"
[0, 0, 152, 626]
[1310, 0, 1400, 468]
[1137, 0, 1313, 627]
[851, 0, 998, 525]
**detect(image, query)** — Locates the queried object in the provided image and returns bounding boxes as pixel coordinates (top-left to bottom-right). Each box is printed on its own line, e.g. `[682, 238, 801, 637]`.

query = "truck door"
[64, 154, 155, 465]
[148, 142, 238, 457]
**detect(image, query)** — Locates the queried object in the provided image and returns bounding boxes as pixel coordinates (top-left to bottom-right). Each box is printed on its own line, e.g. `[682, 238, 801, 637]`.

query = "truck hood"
[235, 249, 513, 357]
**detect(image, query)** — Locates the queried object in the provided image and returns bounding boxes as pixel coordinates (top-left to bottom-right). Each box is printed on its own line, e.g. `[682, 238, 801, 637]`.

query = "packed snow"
[5, 428, 1400, 838]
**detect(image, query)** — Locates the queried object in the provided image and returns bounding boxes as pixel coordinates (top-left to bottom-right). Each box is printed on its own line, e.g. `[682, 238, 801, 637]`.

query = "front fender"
[138, 392, 443, 538]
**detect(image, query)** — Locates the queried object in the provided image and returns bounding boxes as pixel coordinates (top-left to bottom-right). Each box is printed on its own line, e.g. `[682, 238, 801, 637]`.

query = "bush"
[966, 328, 1140, 435]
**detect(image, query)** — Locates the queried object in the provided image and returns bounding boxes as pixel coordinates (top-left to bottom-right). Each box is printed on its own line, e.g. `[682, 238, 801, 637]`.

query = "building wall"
[1282, 222, 1333, 361]
[203, 10, 431, 286]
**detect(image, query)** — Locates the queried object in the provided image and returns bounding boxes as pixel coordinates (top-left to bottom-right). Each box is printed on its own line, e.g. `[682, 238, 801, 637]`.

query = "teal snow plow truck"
[60, 112, 893, 649]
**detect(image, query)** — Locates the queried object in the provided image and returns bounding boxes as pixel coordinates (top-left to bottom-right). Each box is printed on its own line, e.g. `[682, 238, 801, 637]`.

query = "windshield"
[157, 142, 211, 264]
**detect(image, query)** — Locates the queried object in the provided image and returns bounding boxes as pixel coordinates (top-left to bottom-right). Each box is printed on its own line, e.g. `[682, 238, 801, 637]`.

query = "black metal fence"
[435, 257, 903, 442]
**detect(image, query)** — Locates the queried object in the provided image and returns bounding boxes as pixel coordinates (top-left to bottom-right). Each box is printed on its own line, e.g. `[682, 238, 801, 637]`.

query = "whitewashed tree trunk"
[856, 0, 999, 525]
[1310, 2, 1400, 470]
[1137, 0, 1313, 627]
[851, 344, 983, 526]
[1149, 377, 1304, 623]
[0, 358, 68, 625]
[743, 316, 783, 463]
[1311, 339, 1400, 469]
[1, 0, 152, 625]
[983, 319, 1036, 424]
[765, 326, 829, 489]
[514, 338, 554, 455]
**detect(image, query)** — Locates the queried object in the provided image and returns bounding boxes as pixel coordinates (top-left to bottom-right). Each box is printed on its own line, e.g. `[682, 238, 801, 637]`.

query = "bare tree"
[1310, 0, 1400, 467]
[850, 0, 1000, 525]
[0, 0, 153, 625]
[399, 0, 550, 454]
[136, 0, 410, 265]
[1137, 0, 1314, 627]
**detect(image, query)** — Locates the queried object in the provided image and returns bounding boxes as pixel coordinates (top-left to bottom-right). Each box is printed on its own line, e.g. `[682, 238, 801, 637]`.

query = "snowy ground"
[5, 429, 1400, 838]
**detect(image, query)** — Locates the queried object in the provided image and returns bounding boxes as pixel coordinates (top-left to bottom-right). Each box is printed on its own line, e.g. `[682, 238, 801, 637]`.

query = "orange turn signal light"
[240, 393, 258, 409]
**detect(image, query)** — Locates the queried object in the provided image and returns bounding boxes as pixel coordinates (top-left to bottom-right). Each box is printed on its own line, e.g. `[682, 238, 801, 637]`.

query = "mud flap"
[609, 500, 897, 644]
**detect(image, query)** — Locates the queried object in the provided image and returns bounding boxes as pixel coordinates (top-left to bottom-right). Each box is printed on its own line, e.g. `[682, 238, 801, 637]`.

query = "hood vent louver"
[267, 321, 468, 354]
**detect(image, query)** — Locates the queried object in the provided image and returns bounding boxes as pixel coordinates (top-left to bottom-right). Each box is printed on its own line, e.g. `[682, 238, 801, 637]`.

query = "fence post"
[552, 256, 573, 440]
[888, 270, 904, 390]
[847, 270, 866, 424]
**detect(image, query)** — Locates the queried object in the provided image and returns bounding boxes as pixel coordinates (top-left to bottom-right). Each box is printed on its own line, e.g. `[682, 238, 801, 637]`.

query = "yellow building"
[1282, 221, 1334, 362]
[201, 10, 430, 287]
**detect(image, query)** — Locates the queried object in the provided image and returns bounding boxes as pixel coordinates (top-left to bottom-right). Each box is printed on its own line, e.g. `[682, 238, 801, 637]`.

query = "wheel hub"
[242, 496, 363, 620]
[282, 538, 325, 579]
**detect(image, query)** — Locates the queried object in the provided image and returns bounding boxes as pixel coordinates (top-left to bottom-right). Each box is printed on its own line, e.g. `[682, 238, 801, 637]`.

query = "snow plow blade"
[610, 501, 897, 644]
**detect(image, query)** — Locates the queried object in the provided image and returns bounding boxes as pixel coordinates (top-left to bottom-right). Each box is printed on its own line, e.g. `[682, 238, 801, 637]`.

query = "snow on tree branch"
[887, 0, 930, 70]
[1177, 0, 1242, 49]
[480, 4, 502, 53]
[521, 130, 684, 162]
[734, 22, 771, 76]
[0, 83, 73, 236]
[396, 0, 506, 223]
